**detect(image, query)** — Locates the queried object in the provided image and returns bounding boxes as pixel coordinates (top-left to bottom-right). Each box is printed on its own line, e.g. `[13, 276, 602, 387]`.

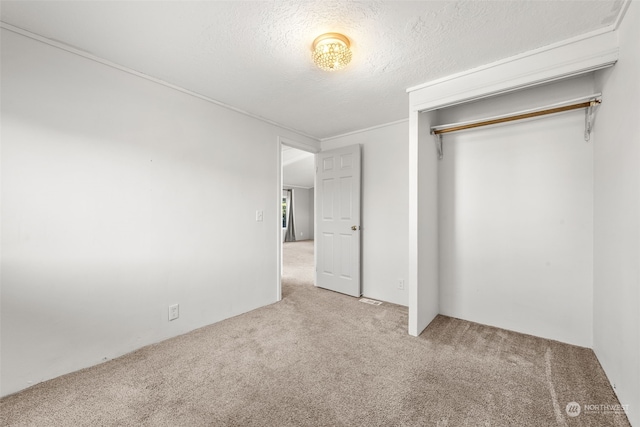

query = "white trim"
[283, 184, 314, 190]
[320, 118, 409, 142]
[407, 30, 618, 113]
[408, 111, 420, 336]
[276, 137, 284, 302]
[1, 22, 320, 143]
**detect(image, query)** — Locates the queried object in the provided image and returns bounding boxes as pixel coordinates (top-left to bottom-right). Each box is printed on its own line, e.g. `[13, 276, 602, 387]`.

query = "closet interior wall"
[592, 2, 640, 423]
[436, 73, 596, 347]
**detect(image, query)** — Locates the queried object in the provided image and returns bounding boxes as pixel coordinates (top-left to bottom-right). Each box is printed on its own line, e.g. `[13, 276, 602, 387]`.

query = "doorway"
[277, 138, 319, 301]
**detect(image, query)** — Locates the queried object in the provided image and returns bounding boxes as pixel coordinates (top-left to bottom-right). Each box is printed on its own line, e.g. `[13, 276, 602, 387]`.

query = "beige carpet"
[1, 240, 630, 426]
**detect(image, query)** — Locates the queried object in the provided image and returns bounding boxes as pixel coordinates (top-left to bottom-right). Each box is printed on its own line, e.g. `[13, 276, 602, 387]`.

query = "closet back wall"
[437, 75, 595, 347]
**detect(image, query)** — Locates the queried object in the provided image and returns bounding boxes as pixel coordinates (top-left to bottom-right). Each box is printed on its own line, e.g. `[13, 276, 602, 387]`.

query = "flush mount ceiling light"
[312, 32, 352, 71]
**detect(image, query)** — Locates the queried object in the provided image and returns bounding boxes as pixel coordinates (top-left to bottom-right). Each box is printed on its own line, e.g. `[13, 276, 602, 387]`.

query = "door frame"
[276, 136, 320, 301]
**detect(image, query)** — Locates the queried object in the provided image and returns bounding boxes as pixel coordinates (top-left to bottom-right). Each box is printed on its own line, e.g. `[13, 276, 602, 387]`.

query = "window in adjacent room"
[282, 197, 287, 228]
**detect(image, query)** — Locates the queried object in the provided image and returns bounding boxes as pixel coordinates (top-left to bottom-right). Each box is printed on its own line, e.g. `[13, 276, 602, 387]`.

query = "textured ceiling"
[0, 1, 624, 139]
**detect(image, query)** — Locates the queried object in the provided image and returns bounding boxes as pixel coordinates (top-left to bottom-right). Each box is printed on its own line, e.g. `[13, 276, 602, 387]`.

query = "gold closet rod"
[432, 99, 601, 135]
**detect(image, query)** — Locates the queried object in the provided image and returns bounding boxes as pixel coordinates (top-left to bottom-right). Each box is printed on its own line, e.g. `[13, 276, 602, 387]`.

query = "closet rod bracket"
[584, 99, 601, 142]
[434, 134, 443, 160]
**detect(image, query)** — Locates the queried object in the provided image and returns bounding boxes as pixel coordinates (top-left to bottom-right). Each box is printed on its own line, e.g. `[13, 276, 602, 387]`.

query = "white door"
[315, 144, 361, 297]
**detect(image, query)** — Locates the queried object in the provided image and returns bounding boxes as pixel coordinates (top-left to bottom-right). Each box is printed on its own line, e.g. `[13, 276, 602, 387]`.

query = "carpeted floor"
[0, 240, 630, 426]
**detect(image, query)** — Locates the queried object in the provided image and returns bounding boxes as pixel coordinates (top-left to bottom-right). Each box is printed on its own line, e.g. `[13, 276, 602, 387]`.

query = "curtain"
[285, 189, 296, 242]
[282, 190, 289, 243]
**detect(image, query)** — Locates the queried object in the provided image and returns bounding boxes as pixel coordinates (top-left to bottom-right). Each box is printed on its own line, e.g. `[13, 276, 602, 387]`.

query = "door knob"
[351, 225, 359, 231]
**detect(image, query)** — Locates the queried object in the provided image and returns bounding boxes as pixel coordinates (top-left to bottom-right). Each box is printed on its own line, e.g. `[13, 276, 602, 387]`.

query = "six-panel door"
[315, 144, 361, 297]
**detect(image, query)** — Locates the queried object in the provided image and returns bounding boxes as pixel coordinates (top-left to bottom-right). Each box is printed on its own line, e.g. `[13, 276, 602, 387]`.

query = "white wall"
[593, 3, 640, 425]
[283, 187, 313, 241]
[322, 122, 409, 306]
[437, 75, 595, 347]
[0, 29, 319, 397]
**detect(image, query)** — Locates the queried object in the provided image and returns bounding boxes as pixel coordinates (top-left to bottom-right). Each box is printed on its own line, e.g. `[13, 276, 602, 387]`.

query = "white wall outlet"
[398, 279, 405, 290]
[168, 304, 179, 321]
[255, 210, 263, 222]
